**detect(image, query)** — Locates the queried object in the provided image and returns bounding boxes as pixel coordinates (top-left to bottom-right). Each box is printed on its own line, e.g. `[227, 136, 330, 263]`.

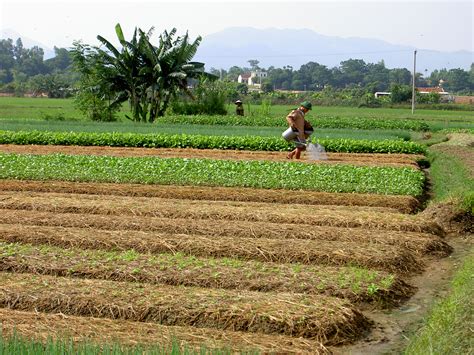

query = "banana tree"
[140, 28, 215, 120]
[72, 23, 214, 123]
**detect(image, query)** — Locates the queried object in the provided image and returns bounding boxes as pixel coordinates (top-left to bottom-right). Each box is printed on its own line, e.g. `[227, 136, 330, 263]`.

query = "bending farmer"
[282, 101, 314, 159]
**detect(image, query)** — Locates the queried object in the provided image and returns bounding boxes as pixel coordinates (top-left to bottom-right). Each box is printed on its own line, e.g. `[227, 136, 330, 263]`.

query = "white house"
[237, 71, 268, 87]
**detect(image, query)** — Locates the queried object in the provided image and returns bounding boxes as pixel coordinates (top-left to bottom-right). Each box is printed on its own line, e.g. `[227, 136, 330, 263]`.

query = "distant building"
[237, 71, 268, 87]
[374, 92, 391, 98]
[416, 86, 446, 94]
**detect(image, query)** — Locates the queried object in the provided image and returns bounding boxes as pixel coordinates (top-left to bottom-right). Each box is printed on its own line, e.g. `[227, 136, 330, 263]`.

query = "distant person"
[235, 100, 244, 116]
[282, 101, 314, 159]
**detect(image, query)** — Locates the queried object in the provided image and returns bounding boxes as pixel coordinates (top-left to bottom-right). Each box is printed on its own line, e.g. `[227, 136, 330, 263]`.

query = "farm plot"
[0, 145, 452, 352]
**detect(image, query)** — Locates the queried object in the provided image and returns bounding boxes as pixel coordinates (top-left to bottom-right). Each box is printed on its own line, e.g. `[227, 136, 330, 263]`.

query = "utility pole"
[412, 50, 417, 115]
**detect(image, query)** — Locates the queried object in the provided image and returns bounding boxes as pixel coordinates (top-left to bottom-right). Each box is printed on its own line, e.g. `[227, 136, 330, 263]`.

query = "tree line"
[211, 59, 474, 94]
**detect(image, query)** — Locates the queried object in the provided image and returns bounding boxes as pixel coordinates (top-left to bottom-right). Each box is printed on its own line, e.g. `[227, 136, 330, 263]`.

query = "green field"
[1, 97, 473, 132]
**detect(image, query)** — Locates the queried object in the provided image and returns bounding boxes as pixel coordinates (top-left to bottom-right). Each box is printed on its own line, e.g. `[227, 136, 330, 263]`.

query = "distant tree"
[44, 47, 72, 72]
[339, 59, 368, 86]
[298, 61, 332, 90]
[248, 59, 260, 70]
[389, 68, 412, 85]
[444, 68, 471, 93]
[364, 61, 390, 91]
[0, 39, 15, 83]
[390, 84, 412, 103]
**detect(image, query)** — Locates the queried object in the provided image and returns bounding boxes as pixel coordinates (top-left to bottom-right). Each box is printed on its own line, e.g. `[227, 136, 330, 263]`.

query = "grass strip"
[0, 179, 421, 213]
[0, 153, 426, 196]
[0, 272, 371, 344]
[0, 223, 425, 274]
[404, 250, 473, 354]
[0, 242, 413, 307]
[0, 309, 328, 354]
[0, 130, 427, 154]
[428, 147, 474, 213]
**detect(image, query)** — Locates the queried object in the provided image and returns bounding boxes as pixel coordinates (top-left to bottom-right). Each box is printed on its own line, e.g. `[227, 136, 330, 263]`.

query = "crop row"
[163, 115, 431, 131]
[0, 130, 427, 154]
[0, 153, 426, 195]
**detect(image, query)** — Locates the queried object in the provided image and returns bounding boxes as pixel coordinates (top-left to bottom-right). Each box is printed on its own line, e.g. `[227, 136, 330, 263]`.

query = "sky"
[1, 0, 473, 53]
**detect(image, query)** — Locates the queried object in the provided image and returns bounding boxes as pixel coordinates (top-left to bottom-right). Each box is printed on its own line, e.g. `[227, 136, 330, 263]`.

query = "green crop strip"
[0, 130, 427, 154]
[163, 115, 431, 131]
[0, 153, 425, 195]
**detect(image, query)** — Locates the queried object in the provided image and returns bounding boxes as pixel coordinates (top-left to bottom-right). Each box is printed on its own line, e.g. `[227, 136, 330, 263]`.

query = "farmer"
[282, 101, 314, 159]
[235, 99, 244, 116]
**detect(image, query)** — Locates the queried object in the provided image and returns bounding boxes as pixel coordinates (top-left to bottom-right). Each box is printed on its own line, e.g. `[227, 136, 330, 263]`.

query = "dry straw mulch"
[0, 198, 443, 236]
[0, 179, 420, 213]
[0, 272, 371, 345]
[0, 242, 415, 306]
[0, 308, 329, 354]
[0, 223, 424, 274]
[0, 193, 452, 255]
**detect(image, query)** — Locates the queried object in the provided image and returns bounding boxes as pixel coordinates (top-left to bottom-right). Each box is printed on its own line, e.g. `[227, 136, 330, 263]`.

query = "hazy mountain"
[195, 27, 473, 73]
[1, 28, 56, 59]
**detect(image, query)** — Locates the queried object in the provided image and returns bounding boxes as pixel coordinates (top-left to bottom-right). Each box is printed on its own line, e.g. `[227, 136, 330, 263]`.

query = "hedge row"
[0, 130, 427, 154]
[162, 115, 431, 131]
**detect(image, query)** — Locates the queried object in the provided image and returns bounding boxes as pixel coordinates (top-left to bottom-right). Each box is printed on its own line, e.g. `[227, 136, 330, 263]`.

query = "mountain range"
[2, 27, 472, 73]
[194, 27, 473, 73]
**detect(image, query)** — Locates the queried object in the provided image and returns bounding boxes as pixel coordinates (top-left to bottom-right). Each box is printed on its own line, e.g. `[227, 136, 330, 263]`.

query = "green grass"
[404, 251, 474, 355]
[428, 149, 474, 212]
[0, 153, 426, 195]
[1, 97, 472, 132]
[0, 331, 234, 355]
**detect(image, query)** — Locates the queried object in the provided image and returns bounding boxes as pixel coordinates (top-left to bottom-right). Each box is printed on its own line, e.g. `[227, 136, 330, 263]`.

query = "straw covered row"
[0, 179, 420, 212]
[0, 223, 424, 274]
[0, 272, 371, 345]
